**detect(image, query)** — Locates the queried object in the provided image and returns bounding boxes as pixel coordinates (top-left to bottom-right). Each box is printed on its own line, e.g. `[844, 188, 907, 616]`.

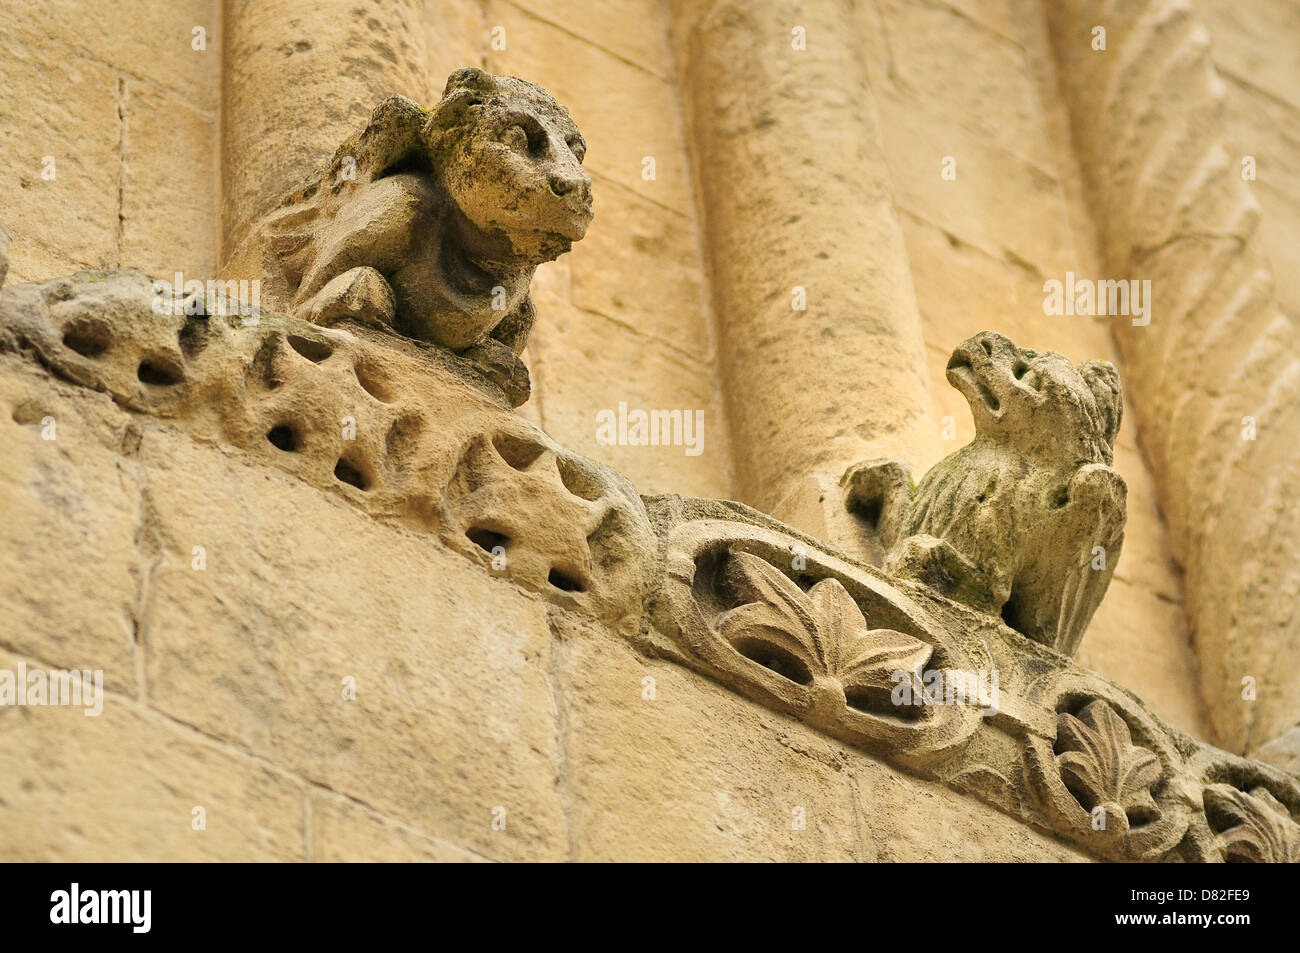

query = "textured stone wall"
[0, 1, 219, 282]
[1047, 0, 1300, 765]
[0, 346, 1089, 860]
[2, 0, 1298, 859]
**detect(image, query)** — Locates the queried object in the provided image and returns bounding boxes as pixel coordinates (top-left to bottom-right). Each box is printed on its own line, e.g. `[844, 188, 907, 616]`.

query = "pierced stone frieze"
[844, 331, 1126, 655]
[1203, 785, 1300, 864]
[1021, 674, 1188, 861]
[226, 68, 593, 408]
[0, 269, 652, 628]
[645, 500, 1299, 861]
[654, 516, 989, 766]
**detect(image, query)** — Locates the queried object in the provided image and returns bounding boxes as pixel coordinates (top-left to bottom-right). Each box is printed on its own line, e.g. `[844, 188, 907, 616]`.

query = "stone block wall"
[2, 0, 1299, 859]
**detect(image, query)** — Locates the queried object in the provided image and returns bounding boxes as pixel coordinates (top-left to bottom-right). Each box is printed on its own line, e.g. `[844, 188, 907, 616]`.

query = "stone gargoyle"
[247, 67, 593, 406]
[843, 331, 1126, 655]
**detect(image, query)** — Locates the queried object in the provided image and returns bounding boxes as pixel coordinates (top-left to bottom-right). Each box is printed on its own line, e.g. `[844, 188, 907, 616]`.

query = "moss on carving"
[845, 331, 1126, 655]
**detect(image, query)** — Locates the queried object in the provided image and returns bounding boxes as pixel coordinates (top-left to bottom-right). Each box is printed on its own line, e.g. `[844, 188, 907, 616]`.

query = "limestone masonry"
[1, 0, 1298, 862]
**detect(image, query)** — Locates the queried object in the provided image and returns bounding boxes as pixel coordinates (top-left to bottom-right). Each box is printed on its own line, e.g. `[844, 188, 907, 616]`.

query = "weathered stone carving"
[443, 428, 651, 615]
[4, 262, 1298, 861]
[844, 331, 1126, 655]
[0, 269, 651, 629]
[1204, 784, 1300, 864]
[238, 67, 592, 408]
[0, 223, 9, 290]
[653, 514, 986, 765]
[1055, 701, 1161, 828]
[645, 499, 1300, 861]
[1021, 674, 1187, 860]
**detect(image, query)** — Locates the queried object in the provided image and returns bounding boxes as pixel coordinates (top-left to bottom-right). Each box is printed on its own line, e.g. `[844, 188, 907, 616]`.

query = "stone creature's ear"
[426, 68, 498, 146]
[439, 67, 493, 109]
[1079, 360, 1122, 450]
[441, 66, 496, 100]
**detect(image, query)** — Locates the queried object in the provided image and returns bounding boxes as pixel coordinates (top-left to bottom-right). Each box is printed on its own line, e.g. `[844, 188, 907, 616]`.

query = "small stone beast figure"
[844, 331, 1126, 655]
[258, 67, 593, 406]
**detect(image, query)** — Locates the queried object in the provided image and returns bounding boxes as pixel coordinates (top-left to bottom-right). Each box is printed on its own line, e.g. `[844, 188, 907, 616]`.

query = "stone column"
[1048, 0, 1300, 758]
[669, 0, 938, 552]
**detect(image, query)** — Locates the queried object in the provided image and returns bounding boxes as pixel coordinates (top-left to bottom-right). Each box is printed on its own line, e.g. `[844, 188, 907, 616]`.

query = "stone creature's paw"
[462, 339, 531, 408]
[842, 457, 912, 545]
[885, 533, 1005, 616]
[296, 266, 396, 331]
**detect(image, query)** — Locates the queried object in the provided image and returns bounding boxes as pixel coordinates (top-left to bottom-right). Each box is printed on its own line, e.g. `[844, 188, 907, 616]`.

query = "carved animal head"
[945, 331, 1122, 464]
[424, 67, 593, 263]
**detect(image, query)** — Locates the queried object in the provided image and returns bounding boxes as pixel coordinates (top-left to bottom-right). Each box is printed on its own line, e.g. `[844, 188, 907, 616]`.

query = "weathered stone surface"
[310, 795, 489, 862]
[109, 418, 570, 862]
[0, 356, 139, 694]
[845, 331, 1126, 654]
[489, 3, 695, 214]
[232, 70, 593, 407]
[0, 666, 305, 861]
[221, 0, 439, 247]
[1049, 0, 1300, 755]
[0, 270, 657, 631]
[553, 611, 1090, 861]
[4, 0, 1300, 865]
[672, 0, 940, 520]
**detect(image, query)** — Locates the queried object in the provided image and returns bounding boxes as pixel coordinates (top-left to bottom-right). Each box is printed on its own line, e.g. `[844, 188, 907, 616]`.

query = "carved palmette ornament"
[659, 520, 985, 764]
[1203, 785, 1300, 863]
[1023, 673, 1189, 860]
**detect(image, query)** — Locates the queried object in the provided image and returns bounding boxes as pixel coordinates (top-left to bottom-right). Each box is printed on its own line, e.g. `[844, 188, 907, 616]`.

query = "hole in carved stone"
[492, 432, 546, 471]
[466, 526, 509, 553]
[731, 637, 813, 686]
[287, 334, 333, 363]
[333, 458, 370, 490]
[266, 424, 300, 452]
[981, 339, 994, 356]
[1000, 592, 1024, 633]
[1013, 359, 1029, 380]
[354, 359, 395, 403]
[1049, 485, 1069, 509]
[845, 685, 924, 721]
[178, 318, 210, 359]
[62, 324, 111, 358]
[547, 567, 586, 593]
[137, 358, 183, 387]
[556, 455, 603, 502]
[853, 496, 883, 530]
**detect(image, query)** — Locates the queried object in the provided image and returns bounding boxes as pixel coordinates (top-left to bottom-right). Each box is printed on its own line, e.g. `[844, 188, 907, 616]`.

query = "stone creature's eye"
[567, 137, 586, 162]
[504, 124, 530, 154]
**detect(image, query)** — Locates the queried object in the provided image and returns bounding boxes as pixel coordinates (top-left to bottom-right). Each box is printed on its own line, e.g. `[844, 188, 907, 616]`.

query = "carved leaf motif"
[1204, 785, 1300, 863]
[715, 551, 930, 693]
[1055, 700, 1160, 823]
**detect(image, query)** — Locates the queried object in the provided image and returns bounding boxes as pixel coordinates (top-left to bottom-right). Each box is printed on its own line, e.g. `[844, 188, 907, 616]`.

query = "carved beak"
[946, 344, 1003, 419]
